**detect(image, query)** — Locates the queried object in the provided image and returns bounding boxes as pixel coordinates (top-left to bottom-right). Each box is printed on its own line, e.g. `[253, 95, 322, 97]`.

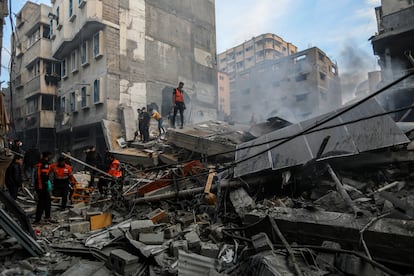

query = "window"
[56, 7, 61, 29]
[61, 96, 66, 113]
[71, 50, 78, 72]
[43, 25, 50, 39]
[81, 86, 88, 108]
[42, 95, 54, 111]
[320, 72, 326, 81]
[318, 52, 325, 61]
[49, 19, 54, 39]
[294, 54, 307, 63]
[69, 0, 73, 17]
[236, 61, 244, 69]
[93, 79, 101, 103]
[331, 66, 337, 74]
[93, 31, 103, 58]
[245, 46, 253, 52]
[79, 0, 86, 8]
[81, 41, 88, 65]
[236, 51, 243, 56]
[27, 96, 39, 114]
[61, 58, 67, 78]
[295, 73, 307, 82]
[29, 61, 40, 78]
[28, 29, 40, 48]
[70, 91, 76, 112]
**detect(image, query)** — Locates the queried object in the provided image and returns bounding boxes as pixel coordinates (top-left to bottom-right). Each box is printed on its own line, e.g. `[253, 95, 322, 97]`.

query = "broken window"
[296, 73, 307, 82]
[43, 25, 50, 39]
[93, 31, 103, 58]
[331, 66, 337, 74]
[27, 96, 39, 114]
[245, 46, 253, 52]
[70, 91, 76, 112]
[320, 72, 326, 81]
[61, 96, 66, 113]
[28, 61, 40, 79]
[69, 0, 73, 17]
[236, 61, 244, 69]
[93, 79, 101, 103]
[294, 54, 307, 63]
[61, 58, 67, 78]
[56, 7, 60, 27]
[318, 51, 325, 61]
[41, 94, 54, 111]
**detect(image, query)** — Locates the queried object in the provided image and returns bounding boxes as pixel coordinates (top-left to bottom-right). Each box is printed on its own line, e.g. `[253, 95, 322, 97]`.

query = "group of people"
[135, 81, 187, 142]
[4, 142, 123, 224]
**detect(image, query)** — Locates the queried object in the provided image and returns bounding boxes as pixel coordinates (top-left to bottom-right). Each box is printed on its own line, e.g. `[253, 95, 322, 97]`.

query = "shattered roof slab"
[234, 99, 410, 177]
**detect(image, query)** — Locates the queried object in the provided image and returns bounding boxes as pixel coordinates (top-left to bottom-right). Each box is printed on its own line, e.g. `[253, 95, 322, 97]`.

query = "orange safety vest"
[174, 89, 184, 103]
[35, 161, 51, 190]
[108, 159, 122, 178]
[51, 164, 75, 183]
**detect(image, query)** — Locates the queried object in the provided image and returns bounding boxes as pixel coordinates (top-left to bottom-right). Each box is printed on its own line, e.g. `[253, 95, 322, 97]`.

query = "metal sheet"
[178, 250, 216, 276]
[235, 99, 410, 177]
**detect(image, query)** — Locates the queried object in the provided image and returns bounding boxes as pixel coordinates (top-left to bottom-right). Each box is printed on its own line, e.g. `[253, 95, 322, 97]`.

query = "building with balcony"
[49, 0, 217, 155]
[232, 47, 341, 123]
[10, 2, 60, 151]
[371, 0, 414, 121]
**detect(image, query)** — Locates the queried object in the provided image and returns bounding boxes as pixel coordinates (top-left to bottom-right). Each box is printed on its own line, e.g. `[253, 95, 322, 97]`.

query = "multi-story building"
[10, 2, 59, 151]
[232, 47, 341, 123]
[217, 33, 298, 120]
[217, 71, 230, 118]
[47, 0, 217, 155]
[371, 0, 414, 120]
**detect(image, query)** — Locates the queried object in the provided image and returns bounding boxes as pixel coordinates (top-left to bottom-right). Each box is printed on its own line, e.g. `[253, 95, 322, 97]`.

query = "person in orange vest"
[50, 156, 76, 210]
[33, 152, 52, 224]
[108, 154, 122, 178]
[172, 82, 186, 129]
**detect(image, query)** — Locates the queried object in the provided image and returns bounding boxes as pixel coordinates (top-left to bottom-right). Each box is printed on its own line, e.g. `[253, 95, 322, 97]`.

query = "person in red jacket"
[51, 157, 76, 210]
[33, 152, 52, 224]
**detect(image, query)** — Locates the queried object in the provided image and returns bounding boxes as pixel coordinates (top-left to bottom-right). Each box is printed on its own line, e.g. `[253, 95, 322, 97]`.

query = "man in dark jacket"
[24, 145, 41, 183]
[85, 146, 101, 187]
[141, 107, 151, 142]
[5, 155, 23, 200]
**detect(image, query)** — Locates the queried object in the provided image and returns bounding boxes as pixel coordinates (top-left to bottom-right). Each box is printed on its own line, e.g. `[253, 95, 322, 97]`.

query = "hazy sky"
[1, 0, 382, 85]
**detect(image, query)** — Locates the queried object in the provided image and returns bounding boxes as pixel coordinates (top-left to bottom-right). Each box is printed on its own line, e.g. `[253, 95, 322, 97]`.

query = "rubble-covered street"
[2, 95, 414, 276]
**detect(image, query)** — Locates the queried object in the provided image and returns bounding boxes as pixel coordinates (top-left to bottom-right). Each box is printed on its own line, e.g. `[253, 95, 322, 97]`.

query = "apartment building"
[217, 71, 230, 118]
[47, 0, 217, 154]
[217, 33, 297, 119]
[233, 47, 341, 123]
[371, 0, 414, 120]
[10, 2, 59, 151]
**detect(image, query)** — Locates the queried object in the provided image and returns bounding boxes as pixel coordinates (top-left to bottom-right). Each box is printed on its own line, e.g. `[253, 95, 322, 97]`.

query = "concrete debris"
[3, 118, 414, 275]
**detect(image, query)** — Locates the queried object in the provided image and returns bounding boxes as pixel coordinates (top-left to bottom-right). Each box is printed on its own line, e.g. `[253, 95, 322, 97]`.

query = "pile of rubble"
[1, 101, 414, 275]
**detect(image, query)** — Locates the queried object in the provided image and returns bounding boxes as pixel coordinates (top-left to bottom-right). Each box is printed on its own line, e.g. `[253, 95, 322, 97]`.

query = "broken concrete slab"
[229, 188, 256, 217]
[245, 207, 414, 267]
[184, 231, 201, 252]
[251, 232, 274, 253]
[109, 249, 139, 276]
[69, 221, 90, 234]
[200, 242, 219, 259]
[139, 232, 164, 245]
[130, 220, 155, 239]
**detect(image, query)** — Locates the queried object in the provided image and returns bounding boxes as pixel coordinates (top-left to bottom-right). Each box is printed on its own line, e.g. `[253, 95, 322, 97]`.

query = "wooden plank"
[90, 213, 112, 231]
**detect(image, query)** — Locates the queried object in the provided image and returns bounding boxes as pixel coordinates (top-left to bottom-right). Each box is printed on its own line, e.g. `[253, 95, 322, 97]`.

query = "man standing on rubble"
[151, 109, 165, 136]
[5, 155, 24, 200]
[33, 152, 53, 224]
[141, 107, 151, 142]
[172, 82, 186, 129]
[50, 157, 76, 210]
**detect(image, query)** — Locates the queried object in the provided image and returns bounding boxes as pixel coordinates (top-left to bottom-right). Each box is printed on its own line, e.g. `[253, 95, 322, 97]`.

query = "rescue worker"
[51, 157, 76, 210]
[151, 109, 165, 136]
[172, 82, 186, 129]
[33, 152, 52, 224]
[142, 107, 151, 142]
[106, 154, 122, 196]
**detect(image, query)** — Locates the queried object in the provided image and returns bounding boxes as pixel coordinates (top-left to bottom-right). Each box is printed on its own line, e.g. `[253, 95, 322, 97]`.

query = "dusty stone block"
[200, 242, 219, 258]
[130, 220, 155, 239]
[139, 232, 164, 245]
[164, 224, 182, 239]
[172, 240, 188, 257]
[69, 221, 90, 233]
[184, 231, 201, 252]
[109, 249, 139, 276]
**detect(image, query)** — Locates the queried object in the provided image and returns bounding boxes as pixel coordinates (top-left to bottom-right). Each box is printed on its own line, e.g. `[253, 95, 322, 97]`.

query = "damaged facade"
[11, 0, 217, 154]
[371, 0, 414, 121]
[10, 2, 58, 151]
